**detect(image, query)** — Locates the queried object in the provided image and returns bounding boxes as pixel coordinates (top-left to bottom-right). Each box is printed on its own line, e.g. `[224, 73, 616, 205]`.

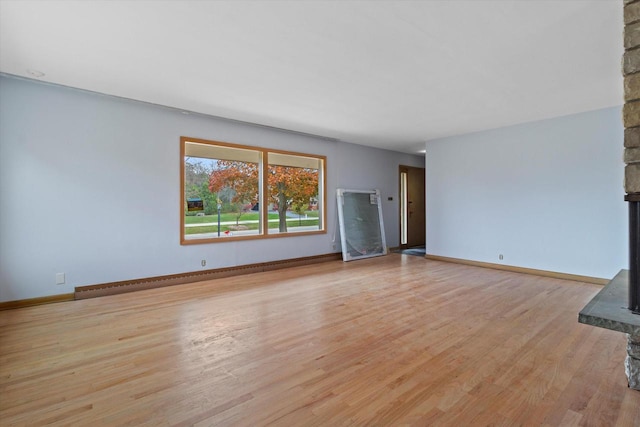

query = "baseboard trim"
[424, 254, 609, 285]
[7, 253, 601, 308]
[75, 252, 343, 300]
[0, 293, 75, 311]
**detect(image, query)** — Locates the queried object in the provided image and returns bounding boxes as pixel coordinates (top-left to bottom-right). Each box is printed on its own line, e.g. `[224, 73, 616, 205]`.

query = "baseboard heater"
[75, 253, 341, 300]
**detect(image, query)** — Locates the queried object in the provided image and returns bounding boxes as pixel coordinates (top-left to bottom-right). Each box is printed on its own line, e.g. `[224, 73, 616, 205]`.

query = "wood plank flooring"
[1, 255, 639, 426]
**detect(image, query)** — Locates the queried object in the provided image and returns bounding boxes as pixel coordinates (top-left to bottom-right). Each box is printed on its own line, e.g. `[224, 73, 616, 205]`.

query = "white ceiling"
[0, 0, 624, 154]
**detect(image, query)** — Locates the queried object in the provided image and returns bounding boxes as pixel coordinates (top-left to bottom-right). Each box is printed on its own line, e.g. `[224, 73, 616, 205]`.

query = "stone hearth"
[579, 270, 640, 390]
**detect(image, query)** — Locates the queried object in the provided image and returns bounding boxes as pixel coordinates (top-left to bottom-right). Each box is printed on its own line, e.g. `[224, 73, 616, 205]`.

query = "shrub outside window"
[181, 137, 326, 244]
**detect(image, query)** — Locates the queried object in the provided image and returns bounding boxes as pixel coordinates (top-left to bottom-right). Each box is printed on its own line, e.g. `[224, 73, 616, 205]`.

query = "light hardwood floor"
[1, 255, 639, 426]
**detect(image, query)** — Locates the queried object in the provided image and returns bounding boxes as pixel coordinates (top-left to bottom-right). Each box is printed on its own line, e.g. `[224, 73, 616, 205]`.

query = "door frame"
[399, 165, 426, 249]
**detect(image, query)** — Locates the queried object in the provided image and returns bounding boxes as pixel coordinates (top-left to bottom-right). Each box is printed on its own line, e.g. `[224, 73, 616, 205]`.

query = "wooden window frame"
[180, 136, 327, 245]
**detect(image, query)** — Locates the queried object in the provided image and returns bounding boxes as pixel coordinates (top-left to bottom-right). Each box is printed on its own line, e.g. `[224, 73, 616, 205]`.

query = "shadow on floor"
[394, 246, 426, 257]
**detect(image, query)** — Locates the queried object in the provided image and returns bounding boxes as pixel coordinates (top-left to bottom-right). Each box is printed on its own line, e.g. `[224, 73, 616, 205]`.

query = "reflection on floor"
[394, 246, 426, 257]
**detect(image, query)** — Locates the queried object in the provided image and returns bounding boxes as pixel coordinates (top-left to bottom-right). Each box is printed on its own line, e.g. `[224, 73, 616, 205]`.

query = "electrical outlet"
[331, 243, 337, 251]
[55, 273, 65, 285]
[201, 259, 206, 267]
[499, 254, 504, 260]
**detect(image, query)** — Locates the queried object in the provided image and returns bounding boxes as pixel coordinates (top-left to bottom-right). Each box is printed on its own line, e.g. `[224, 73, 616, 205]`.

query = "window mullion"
[261, 150, 268, 235]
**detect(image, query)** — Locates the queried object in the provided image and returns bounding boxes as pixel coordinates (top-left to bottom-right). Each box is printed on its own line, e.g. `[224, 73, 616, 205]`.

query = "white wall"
[426, 107, 627, 279]
[0, 75, 424, 301]
[334, 142, 418, 246]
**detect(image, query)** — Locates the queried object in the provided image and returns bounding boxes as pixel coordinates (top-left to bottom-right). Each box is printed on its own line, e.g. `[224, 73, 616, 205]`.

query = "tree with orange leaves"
[208, 160, 258, 225]
[209, 160, 318, 232]
[267, 165, 318, 232]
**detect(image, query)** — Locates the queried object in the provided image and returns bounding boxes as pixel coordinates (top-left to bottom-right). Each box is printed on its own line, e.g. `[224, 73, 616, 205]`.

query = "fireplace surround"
[623, 0, 640, 316]
[578, 0, 640, 391]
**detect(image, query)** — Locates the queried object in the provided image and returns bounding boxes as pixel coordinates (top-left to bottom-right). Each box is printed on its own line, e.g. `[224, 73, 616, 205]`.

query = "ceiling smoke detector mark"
[27, 69, 45, 78]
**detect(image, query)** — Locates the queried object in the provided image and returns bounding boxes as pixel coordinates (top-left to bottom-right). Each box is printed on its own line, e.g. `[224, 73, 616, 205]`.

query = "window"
[181, 137, 326, 244]
[267, 152, 323, 235]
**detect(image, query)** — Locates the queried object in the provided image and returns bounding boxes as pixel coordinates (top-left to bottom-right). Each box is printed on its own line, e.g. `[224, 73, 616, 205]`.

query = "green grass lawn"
[185, 211, 319, 224]
[185, 224, 258, 235]
[185, 213, 264, 224]
[185, 218, 320, 235]
[267, 219, 320, 229]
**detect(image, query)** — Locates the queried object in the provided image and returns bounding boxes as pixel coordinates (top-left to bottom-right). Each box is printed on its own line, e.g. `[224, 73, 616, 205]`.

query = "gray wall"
[426, 107, 627, 279]
[0, 75, 424, 301]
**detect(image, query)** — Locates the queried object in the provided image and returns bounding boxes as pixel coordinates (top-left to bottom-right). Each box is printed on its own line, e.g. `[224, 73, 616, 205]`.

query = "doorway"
[399, 165, 426, 250]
